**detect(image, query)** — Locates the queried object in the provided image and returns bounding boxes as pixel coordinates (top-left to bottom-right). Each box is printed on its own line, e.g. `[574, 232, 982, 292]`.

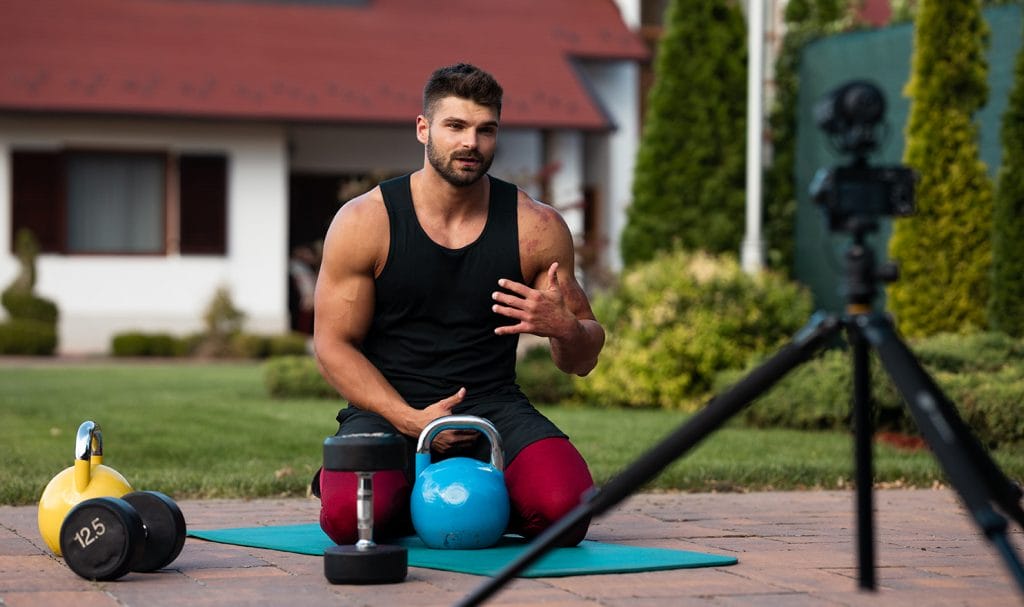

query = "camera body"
[811, 80, 916, 233]
[810, 164, 915, 232]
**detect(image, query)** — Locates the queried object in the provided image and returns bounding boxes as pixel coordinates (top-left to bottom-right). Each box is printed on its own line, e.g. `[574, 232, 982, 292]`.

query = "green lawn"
[4, 362, 1022, 505]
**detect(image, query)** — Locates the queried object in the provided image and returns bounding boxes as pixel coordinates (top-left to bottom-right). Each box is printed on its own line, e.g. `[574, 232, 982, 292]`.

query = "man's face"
[418, 96, 499, 187]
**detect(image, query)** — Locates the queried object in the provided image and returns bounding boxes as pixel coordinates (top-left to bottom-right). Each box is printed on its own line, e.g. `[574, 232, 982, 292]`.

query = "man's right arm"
[312, 190, 464, 440]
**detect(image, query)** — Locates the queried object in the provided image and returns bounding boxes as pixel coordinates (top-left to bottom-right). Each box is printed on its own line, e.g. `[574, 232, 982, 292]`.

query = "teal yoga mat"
[188, 523, 737, 577]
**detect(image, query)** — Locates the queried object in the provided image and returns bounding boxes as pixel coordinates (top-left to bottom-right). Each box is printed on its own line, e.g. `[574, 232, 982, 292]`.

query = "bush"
[0, 319, 58, 355]
[263, 355, 336, 399]
[110, 332, 185, 357]
[1, 290, 58, 324]
[576, 250, 814, 410]
[516, 345, 575, 404]
[724, 331, 1024, 447]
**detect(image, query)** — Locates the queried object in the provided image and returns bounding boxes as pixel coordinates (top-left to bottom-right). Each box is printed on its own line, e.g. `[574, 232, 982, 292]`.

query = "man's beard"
[426, 136, 494, 187]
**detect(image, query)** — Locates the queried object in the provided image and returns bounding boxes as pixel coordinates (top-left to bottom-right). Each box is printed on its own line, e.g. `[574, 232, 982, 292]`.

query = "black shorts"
[312, 385, 568, 494]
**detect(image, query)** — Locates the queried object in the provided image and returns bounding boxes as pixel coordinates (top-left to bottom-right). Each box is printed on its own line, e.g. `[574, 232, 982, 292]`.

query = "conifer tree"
[988, 18, 1024, 336]
[621, 0, 747, 266]
[887, 0, 993, 336]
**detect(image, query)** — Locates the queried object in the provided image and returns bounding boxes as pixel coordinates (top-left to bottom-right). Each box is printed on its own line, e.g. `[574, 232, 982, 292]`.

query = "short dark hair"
[422, 63, 503, 119]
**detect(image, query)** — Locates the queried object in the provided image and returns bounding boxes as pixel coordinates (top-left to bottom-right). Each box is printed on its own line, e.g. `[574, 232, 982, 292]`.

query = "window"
[9, 149, 228, 255]
[66, 152, 165, 254]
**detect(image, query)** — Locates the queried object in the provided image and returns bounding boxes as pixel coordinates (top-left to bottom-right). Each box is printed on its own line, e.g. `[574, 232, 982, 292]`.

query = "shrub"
[196, 286, 247, 357]
[887, 0, 994, 337]
[1, 290, 58, 324]
[0, 318, 58, 355]
[516, 345, 575, 404]
[263, 355, 336, 399]
[620, 0, 747, 266]
[576, 250, 814, 410]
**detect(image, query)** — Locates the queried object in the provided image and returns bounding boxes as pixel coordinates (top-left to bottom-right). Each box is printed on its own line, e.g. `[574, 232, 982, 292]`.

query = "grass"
[4, 362, 1023, 506]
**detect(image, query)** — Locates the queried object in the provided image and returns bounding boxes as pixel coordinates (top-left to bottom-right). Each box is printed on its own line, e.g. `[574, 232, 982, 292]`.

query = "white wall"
[0, 116, 289, 353]
[545, 131, 585, 238]
[579, 60, 641, 272]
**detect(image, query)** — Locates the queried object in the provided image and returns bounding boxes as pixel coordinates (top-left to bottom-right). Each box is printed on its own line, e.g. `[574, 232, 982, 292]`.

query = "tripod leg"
[456, 313, 843, 607]
[849, 317, 876, 590]
[861, 314, 1024, 594]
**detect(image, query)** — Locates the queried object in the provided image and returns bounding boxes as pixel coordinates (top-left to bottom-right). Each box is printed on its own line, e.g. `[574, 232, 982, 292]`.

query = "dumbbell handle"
[355, 472, 375, 550]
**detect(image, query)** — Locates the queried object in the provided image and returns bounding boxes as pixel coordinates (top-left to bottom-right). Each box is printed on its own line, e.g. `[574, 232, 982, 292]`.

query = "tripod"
[458, 222, 1024, 606]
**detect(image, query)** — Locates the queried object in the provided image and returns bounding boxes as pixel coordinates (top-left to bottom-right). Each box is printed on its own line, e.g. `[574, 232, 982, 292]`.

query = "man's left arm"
[492, 199, 605, 376]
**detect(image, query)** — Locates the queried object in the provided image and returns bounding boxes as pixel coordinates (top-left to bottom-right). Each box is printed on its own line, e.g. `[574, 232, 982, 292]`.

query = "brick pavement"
[1, 489, 1021, 606]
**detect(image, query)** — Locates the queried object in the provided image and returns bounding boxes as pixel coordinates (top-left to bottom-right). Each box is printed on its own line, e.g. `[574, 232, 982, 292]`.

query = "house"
[0, 0, 648, 354]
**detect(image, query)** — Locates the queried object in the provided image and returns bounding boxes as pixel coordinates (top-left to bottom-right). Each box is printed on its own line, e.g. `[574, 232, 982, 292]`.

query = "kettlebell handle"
[75, 421, 103, 461]
[73, 421, 104, 493]
[415, 415, 504, 471]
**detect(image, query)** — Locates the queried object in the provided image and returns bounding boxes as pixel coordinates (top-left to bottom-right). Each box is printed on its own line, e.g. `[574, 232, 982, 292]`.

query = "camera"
[810, 164, 915, 232]
[809, 80, 916, 233]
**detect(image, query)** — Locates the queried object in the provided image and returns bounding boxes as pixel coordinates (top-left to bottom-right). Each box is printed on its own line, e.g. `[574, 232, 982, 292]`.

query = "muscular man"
[313, 63, 605, 546]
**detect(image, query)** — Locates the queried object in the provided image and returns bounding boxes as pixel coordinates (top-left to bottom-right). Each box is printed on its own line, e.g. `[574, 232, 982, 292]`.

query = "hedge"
[721, 331, 1024, 447]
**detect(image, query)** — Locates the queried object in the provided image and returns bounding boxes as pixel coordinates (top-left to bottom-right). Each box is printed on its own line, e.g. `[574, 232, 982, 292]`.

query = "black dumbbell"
[59, 490, 187, 581]
[322, 433, 408, 585]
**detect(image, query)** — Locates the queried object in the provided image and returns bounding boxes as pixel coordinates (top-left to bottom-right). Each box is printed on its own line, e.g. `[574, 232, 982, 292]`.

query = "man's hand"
[491, 262, 579, 340]
[397, 387, 476, 453]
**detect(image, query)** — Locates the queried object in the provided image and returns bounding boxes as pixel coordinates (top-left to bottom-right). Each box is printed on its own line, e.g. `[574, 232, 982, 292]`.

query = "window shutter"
[179, 154, 227, 255]
[11, 150, 64, 253]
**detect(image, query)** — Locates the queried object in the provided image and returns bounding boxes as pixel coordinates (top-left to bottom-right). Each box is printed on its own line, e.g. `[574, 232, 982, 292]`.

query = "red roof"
[0, 0, 648, 130]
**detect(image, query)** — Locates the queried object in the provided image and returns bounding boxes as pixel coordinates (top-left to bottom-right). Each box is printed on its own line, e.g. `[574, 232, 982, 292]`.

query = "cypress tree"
[887, 0, 993, 337]
[988, 18, 1024, 336]
[621, 0, 747, 266]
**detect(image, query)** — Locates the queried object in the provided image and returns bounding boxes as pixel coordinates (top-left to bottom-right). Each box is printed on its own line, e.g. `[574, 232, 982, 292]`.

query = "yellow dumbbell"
[38, 421, 132, 555]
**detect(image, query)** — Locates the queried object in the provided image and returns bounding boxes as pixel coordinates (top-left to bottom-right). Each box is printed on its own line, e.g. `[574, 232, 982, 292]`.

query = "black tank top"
[361, 174, 524, 406]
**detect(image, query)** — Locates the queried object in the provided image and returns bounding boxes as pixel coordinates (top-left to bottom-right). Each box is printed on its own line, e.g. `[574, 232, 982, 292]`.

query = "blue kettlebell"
[411, 415, 510, 550]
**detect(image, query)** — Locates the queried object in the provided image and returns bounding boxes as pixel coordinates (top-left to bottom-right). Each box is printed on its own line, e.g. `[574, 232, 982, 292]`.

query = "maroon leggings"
[320, 437, 594, 547]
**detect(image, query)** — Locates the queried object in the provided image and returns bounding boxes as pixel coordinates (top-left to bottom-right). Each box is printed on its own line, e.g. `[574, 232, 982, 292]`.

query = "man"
[313, 63, 605, 546]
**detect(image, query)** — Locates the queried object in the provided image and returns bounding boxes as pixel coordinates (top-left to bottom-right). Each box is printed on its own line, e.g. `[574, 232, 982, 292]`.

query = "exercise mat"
[188, 523, 737, 577]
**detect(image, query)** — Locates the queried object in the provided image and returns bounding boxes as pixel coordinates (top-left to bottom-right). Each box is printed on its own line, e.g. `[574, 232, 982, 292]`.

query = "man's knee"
[505, 437, 594, 545]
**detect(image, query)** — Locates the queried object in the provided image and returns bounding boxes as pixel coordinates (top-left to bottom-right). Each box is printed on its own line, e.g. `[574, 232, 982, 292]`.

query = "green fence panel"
[793, 4, 1022, 314]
